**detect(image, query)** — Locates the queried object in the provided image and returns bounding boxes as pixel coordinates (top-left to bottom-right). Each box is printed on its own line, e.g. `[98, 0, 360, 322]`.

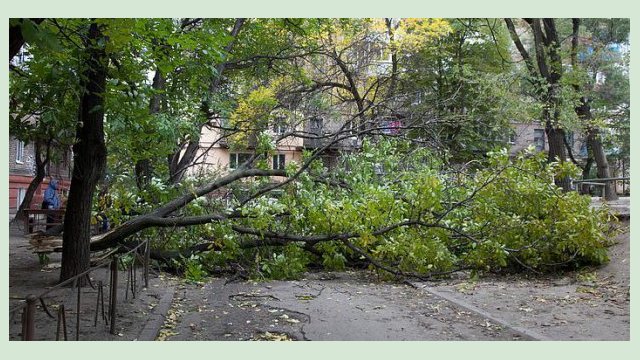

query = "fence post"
[76, 282, 82, 340]
[109, 256, 118, 335]
[144, 240, 150, 288]
[22, 295, 37, 341]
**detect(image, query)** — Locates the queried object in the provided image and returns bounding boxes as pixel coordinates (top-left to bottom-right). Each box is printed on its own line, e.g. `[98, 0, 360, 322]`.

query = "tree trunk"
[60, 22, 108, 284]
[12, 140, 50, 224]
[505, 19, 570, 192]
[134, 158, 152, 190]
[135, 67, 166, 190]
[580, 157, 594, 194]
[168, 140, 200, 185]
[587, 128, 618, 200]
[575, 97, 617, 200]
[545, 123, 571, 191]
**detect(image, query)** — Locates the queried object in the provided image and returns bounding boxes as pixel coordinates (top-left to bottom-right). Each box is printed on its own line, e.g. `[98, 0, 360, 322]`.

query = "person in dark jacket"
[41, 179, 61, 229]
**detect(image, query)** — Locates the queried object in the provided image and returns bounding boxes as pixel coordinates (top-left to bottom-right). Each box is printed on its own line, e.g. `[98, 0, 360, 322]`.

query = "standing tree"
[60, 21, 108, 282]
[504, 18, 572, 191]
[569, 18, 629, 200]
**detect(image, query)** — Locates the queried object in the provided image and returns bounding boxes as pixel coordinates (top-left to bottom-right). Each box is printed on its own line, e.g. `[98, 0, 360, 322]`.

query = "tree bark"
[580, 157, 594, 194]
[570, 20, 618, 201]
[545, 123, 570, 191]
[587, 128, 618, 200]
[60, 22, 108, 284]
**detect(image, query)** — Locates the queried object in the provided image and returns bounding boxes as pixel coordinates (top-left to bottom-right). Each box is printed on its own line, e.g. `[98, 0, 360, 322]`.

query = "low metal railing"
[9, 239, 151, 341]
[22, 209, 66, 234]
[572, 177, 630, 199]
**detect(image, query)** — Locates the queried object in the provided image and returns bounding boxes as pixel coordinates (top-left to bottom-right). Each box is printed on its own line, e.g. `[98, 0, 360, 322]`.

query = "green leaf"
[20, 19, 39, 44]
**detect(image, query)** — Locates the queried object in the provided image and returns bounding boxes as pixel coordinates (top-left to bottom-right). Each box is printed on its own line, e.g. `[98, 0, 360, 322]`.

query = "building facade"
[508, 122, 588, 159]
[8, 136, 72, 218]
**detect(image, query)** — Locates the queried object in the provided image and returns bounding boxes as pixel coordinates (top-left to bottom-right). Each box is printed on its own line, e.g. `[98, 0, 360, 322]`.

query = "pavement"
[156, 273, 532, 341]
[8, 224, 177, 341]
[590, 196, 630, 218]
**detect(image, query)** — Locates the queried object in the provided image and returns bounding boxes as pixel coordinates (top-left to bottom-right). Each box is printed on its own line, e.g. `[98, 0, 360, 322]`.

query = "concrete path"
[160, 273, 531, 341]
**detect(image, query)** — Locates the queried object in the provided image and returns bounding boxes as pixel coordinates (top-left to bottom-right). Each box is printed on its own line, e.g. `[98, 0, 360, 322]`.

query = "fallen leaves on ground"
[253, 331, 292, 341]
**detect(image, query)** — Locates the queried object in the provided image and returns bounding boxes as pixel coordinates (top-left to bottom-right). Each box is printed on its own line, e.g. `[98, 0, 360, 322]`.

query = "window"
[273, 118, 287, 135]
[345, 121, 355, 135]
[272, 154, 286, 170]
[12, 49, 30, 67]
[533, 129, 545, 151]
[310, 117, 323, 132]
[15, 140, 24, 163]
[229, 153, 252, 169]
[16, 188, 26, 210]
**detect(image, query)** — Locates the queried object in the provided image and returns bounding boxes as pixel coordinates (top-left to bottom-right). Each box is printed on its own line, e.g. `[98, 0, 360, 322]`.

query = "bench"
[22, 209, 66, 235]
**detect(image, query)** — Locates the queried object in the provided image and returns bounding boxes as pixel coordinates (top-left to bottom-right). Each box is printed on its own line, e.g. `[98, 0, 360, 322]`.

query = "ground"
[7, 220, 629, 341]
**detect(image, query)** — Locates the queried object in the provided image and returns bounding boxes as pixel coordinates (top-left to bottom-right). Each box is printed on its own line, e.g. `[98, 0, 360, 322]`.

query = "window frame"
[15, 140, 25, 164]
[273, 119, 287, 135]
[533, 129, 545, 151]
[229, 152, 253, 170]
[272, 154, 286, 170]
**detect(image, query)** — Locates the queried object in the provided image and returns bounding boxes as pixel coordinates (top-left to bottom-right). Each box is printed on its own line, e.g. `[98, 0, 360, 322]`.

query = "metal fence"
[8, 240, 151, 341]
[572, 177, 630, 199]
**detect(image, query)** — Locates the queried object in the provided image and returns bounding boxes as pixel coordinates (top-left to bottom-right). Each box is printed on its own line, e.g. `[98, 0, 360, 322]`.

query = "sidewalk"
[8, 225, 176, 341]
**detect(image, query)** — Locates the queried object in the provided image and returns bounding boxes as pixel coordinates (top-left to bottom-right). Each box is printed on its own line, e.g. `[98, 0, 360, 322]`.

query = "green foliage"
[180, 254, 209, 284]
[452, 148, 613, 271]
[316, 242, 348, 271]
[208, 139, 614, 280]
[37, 253, 50, 267]
[259, 243, 310, 280]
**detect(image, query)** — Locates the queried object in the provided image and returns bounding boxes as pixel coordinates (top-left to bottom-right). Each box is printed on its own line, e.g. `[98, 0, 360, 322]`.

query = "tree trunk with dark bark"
[60, 22, 108, 284]
[580, 157, 594, 194]
[545, 123, 571, 191]
[587, 128, 618, 200]
[570, 20, 618, 200]
[504, 18, 571, 192]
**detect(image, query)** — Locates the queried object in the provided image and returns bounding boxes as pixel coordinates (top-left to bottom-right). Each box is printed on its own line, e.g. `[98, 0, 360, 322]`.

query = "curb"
[411, 282, 551, 341]
[137, 284, 176, 341]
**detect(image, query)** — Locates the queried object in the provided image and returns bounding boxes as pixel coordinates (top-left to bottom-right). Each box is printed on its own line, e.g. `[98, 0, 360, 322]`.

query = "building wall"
[8, 136, 72, 216]
[9, 137, 35, 177]
[509, 122, 588, 159]
[186, 125, 305, 180]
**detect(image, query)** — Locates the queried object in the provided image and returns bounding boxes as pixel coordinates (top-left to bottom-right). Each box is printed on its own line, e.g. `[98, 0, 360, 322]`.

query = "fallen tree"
[65, 138, 616, 281]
